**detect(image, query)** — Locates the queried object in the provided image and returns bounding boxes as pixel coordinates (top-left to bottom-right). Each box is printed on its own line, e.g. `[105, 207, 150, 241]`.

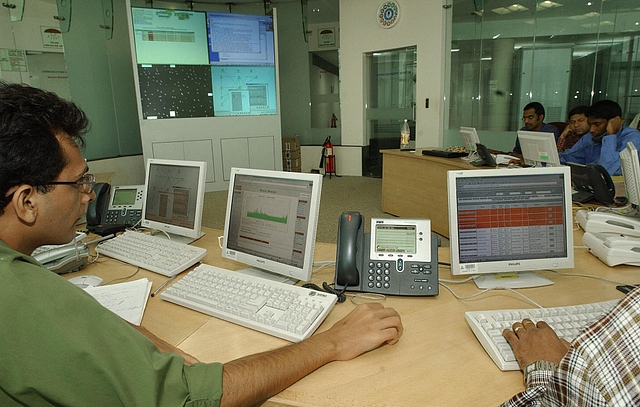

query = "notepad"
[85, 278, 152, 326]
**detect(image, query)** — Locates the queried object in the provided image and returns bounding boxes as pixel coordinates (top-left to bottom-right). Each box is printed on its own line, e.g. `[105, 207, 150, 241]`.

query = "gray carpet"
[202, 175, 390, 244]
[202, 175, 449, 246]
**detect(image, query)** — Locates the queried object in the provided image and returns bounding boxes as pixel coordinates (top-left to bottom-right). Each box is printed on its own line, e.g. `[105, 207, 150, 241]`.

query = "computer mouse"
[68, 275, 103, 289]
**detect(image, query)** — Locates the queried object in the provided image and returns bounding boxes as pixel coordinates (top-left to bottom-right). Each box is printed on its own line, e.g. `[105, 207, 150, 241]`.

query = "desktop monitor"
[620, 142, 640, 206]
[517, 131, 560, 167]
[221, 168, 323, 283]
[447, 166, 574, 289]
[460, 127, 481, 155]
[141, 158, 207, 243]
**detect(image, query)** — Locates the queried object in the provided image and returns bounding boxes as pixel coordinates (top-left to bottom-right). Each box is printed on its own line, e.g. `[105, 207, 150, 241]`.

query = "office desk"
[74, 227, 636, 407]
[381, 149, 477, 238]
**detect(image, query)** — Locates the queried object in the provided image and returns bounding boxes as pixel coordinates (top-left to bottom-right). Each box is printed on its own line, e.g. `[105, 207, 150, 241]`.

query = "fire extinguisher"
[324, 136, 335, 175]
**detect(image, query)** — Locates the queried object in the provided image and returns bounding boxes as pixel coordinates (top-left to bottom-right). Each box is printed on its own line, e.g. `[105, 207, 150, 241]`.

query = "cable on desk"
[547, 269, 631, 286]
[302, 282, 347, 303]
[438, 282, 544, 308]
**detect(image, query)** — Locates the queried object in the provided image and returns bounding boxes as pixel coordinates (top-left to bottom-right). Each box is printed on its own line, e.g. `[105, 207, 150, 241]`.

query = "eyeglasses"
[40, 173, 96, 194]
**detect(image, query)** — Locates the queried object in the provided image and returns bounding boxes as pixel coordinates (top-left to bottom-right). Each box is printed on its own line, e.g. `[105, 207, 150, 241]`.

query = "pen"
[150, 275, 176, 297]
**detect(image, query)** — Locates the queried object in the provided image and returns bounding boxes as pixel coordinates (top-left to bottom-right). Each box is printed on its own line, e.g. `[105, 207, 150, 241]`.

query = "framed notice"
[318, 28, 336, 47]
[0, 49, 27, 72]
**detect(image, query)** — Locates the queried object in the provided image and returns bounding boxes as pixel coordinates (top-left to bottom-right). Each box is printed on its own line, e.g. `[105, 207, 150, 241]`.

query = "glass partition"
[448, 0, 640, 152]
[363, 46, 417, 177]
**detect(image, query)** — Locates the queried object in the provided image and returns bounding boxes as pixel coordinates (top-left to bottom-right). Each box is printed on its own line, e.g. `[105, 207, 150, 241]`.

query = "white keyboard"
[161, 264, 338, 342]
[465, 299, 619, 371]
[96, 231, 206, 276]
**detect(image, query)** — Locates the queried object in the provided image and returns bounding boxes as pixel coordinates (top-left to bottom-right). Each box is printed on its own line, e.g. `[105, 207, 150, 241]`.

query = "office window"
[449, 0, 640, 132]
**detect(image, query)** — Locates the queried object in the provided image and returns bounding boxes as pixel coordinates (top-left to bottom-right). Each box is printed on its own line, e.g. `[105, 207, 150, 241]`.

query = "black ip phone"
[86, 183, 145, 236]
[334, 212, 439, 296]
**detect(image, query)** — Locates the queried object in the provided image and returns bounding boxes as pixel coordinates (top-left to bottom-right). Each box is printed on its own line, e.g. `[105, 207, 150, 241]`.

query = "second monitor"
[447, 166, 574, 289]
[221, 168, 322, 283]
[518, 130, 560, 167]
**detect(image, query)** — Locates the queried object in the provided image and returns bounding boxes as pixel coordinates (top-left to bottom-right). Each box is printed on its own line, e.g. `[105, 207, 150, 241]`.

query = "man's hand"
[319, 303, 403, 361]
[503, 319, 570, 370]
[606, 116, 624, 135]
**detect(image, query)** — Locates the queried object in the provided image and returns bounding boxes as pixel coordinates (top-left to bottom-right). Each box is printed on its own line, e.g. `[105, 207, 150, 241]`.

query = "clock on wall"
[377, 1, 400, 29]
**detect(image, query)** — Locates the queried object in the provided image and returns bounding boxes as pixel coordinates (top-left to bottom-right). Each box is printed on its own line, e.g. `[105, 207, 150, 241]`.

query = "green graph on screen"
[246, 210, 288, 224]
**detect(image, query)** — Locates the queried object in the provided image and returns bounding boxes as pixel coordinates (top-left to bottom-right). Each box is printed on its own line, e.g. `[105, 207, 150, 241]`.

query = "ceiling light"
[492, 7, 511, 14]
[507, 3, 529, 11]
[493, 34, 501, 39]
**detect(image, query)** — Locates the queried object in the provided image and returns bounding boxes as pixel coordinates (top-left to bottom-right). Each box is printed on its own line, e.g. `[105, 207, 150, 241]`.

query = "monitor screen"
[460, 127, 481, 153]
[141, 159, 207, 243]
[620, 142, 640, 206]
[447, 166, 574, 283]
[131, 8, 209, 65]
[517, 131, 560, 167]
[221, 168, 322, 282]
[206, 12, 275, 66]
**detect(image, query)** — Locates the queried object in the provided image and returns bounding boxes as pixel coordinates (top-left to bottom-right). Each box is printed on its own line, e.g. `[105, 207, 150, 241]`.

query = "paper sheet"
[85, 278, 153, 326]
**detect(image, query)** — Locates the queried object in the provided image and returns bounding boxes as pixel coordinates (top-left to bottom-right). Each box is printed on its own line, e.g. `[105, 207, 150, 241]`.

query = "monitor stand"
[236, 267, 297, 285]
[473, 271, 554, 289]
[150, 230, 205, 245]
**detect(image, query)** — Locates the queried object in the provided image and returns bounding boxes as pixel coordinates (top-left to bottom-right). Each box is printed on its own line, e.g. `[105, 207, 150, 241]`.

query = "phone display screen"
[374, 225, 417, 254]
[112, 188, 138, 206]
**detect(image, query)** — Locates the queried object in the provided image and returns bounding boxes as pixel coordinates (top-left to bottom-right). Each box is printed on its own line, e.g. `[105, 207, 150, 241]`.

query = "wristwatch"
[524, 360, 558, 377]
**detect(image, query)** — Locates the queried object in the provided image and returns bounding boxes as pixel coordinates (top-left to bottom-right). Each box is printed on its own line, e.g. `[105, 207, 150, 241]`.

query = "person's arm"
[131, 323, 201, 365]
[498, 319, 571, 407]
[220, 303, 402, 407]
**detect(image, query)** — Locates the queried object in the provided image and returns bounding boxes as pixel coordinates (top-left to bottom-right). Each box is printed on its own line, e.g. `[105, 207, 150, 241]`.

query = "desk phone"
[334, 212, 438, 296]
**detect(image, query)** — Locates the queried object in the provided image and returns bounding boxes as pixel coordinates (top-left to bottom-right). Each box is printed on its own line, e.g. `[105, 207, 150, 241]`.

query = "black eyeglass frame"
[37, 173, 97, 194]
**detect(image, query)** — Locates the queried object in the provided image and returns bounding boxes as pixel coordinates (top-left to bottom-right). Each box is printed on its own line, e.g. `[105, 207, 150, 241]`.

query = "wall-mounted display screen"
[130, 7, 278, 119]
[206, 12, 275, 66]
[131, 8, 209, 65]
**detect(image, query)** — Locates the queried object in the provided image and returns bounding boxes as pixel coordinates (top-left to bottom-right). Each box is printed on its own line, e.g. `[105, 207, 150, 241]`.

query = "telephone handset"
[334, 212, 438, 296]
[31, 231, 89, 274]
[86, 183, 145, 236]
[568, 162, 627, 206]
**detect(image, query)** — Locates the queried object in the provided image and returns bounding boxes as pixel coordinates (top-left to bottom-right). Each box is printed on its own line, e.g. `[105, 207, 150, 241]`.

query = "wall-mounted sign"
[377, 1, 400, 29]
[318, 28, 336, 47]
[41, 27, 63, 49]
[0, 49, 27, 72]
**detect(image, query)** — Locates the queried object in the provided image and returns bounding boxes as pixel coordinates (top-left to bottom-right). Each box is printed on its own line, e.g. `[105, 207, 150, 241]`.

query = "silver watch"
[524, 360, 558, 377]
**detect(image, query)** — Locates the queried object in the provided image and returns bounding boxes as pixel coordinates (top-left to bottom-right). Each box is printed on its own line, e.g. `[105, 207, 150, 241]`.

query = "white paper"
[85, 278, 153, 326]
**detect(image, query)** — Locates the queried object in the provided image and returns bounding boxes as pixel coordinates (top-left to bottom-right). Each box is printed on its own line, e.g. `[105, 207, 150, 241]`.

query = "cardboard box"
[283, 157, 301, 172]
[282, 135, 301, 152]
[283, 149, 301, 161]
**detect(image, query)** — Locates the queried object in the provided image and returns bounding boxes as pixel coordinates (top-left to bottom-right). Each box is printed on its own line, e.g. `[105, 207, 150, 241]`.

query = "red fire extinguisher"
[321, 136, 337, 177]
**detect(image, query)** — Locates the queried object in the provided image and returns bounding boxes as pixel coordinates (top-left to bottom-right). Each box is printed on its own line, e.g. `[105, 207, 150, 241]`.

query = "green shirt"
[0, 241, 223, 406]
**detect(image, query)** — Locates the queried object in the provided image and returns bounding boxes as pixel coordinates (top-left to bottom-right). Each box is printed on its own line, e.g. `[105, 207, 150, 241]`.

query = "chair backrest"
[630, 113, 640, 130]
[549, 121, 568, 134]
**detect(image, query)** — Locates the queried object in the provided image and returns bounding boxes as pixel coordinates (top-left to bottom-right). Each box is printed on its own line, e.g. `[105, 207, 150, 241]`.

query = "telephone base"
[582, 232, 640, 267]
[576, 210, 640, 237]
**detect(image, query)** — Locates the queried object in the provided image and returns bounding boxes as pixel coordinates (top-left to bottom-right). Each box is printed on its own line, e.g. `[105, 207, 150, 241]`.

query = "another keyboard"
[96, 230, 206, 276]
[161, 264, 338, 342]
[465, 299, 619, 370]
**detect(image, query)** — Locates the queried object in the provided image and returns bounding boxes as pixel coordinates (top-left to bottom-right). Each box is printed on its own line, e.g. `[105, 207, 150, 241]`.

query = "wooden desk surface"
[74, 227, 636, 407]
[381, 149, 478, 238]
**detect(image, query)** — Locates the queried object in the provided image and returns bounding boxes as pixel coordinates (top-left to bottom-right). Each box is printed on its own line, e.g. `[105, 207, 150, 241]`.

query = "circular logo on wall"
[377, 1, 400, 28]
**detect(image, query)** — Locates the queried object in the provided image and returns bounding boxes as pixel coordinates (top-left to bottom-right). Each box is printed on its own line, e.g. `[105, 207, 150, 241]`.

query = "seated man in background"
[556, 105, 590, 152]
[490, 102, 559, 158]
[0, 81, 404, 406]
[559, 100, 640, 176]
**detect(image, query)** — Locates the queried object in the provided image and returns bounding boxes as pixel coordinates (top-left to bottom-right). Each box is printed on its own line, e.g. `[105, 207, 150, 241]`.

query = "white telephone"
[576, 210, 640, 267]
[575, 210, 640, 237]
[31, 232, 89, 274]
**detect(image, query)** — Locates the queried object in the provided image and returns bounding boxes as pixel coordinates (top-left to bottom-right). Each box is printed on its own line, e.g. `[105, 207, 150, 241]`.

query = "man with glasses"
[0, 82, 404, 406]
[559, 100, 640, 176]
[489, 102, 559, 158]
